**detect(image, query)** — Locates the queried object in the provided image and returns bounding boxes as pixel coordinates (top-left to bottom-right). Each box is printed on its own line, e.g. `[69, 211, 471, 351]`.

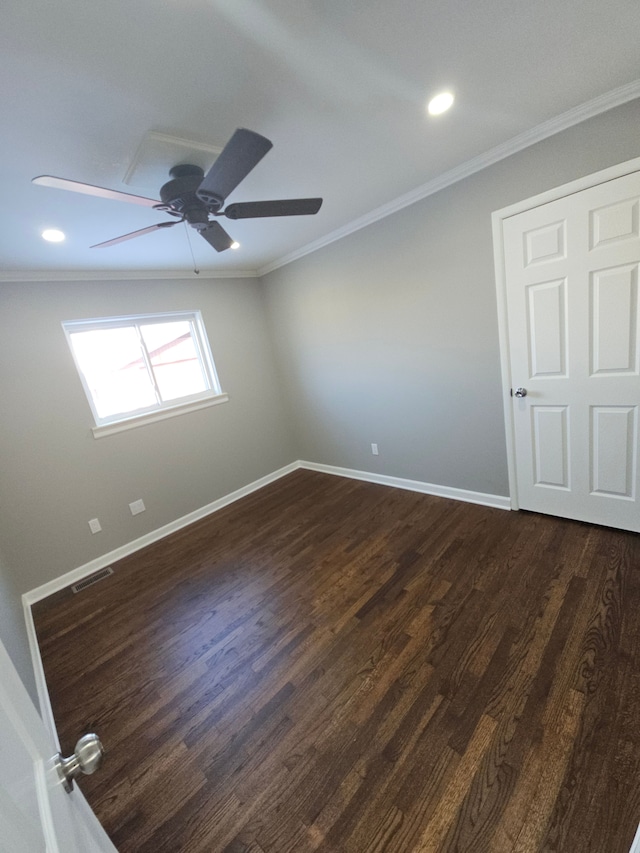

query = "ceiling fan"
[32, 128, 323, 252]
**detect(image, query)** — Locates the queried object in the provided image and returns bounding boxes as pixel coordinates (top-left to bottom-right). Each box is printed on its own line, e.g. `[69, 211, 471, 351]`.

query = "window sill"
[91, 393, 229, 439]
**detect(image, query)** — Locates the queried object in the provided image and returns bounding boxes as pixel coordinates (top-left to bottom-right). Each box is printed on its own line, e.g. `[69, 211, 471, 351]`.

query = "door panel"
[591, 405, 637, 499]
[589, 196, 639, 248]
[590, 264, 638, 374]
[524, 219, 566, 265]
[502, 169, 640, 532]
[527, 278, 568, 376]
[532, 406, 570, 489]
[0, 639, 117, 852]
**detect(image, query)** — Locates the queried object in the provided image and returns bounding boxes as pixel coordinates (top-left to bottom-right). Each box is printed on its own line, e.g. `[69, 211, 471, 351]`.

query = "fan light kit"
[32, 128, 323, 254]
[428, 91, 454, 116]
[42, 228, 65, 242]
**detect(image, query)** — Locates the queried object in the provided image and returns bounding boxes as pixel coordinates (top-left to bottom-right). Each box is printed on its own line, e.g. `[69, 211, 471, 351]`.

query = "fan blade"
[196, 129, 273, 207]
[199, 221, 234, 252]
[32, 175, 160, 208]
[223, 198, 323, 220]
[91, 221, 178, 249]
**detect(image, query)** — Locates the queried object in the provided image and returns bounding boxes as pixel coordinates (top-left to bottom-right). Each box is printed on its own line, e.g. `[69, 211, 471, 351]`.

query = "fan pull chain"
[184, 223, 200, 275]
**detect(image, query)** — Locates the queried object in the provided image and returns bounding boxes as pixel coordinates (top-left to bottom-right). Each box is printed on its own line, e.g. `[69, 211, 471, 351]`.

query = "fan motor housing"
[159, 164, 220, 225]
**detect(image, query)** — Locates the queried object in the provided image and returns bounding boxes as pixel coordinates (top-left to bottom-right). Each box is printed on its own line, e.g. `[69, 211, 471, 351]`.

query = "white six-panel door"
[499, 168, 640, 532]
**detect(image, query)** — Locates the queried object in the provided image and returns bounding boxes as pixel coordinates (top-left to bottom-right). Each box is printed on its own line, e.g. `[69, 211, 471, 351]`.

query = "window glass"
[63, 311, 222, 427]
[68, 326, 157, 419]
[140, 322, 207, 403]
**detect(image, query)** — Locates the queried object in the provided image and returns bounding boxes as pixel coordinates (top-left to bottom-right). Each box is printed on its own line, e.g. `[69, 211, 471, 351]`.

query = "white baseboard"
[22, 460, 303, 749]
[299, 460, 512, 510]
[22, 455, 507, 790]
[24, 457, 637, 853]
[24, 458, 510, 608]
[22, 455, 508, 726]
[23, 461, 300, 606]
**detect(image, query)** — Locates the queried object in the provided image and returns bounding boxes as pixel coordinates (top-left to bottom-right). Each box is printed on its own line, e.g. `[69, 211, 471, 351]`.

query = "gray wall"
[262, 98, 640, 497]
[0, 276, 295, 595]
[3, 99, 640, 698]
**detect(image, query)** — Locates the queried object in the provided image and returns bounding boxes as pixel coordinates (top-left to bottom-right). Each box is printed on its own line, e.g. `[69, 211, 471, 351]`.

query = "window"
[63, 311, 227, 436]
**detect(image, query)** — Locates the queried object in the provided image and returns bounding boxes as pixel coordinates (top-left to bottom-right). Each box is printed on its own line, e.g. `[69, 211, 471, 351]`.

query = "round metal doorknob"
[55, 733, 104, 793]
[514, 387, 527, 398]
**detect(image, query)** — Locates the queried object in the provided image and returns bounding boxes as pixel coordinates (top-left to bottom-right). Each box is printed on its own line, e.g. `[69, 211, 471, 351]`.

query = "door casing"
[492, 154, 640, 511]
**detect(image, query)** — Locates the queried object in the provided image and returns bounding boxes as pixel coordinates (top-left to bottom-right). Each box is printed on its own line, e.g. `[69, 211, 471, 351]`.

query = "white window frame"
[62, 310, 228, 438]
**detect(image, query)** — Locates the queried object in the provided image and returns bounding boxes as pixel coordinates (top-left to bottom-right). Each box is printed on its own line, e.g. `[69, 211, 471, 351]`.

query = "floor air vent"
[71, 567, 114, 594]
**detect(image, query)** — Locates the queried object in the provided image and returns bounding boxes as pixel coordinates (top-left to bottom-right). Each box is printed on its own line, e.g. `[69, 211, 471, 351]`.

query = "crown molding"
[5, 80, 640, 284]
[0, 268, 259, 282]
[258, 78, 640, 276]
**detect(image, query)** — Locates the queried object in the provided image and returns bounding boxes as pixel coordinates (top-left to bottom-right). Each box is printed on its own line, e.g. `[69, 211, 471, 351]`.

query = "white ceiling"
[2, 0, 640, 277]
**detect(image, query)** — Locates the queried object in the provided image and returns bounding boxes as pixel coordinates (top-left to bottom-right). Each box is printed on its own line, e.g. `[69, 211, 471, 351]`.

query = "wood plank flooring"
[32, 470, 640, 852]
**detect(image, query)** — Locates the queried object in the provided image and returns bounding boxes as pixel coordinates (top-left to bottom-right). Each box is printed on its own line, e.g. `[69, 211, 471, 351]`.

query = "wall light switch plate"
[88, 518, 102, 534]
[371, 443, 379, 455]
[129, 499, 146, 516]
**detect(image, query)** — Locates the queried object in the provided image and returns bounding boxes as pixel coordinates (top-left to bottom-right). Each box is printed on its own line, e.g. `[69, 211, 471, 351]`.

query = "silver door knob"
[514, 387, 527, 398]
[55, 733, 104, 793]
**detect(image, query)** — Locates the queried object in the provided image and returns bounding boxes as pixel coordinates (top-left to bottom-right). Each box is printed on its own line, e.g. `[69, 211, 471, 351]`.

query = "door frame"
[23, 597, 61, 748]
[491, 154, 640, 510]
[21, 596, 117, 850]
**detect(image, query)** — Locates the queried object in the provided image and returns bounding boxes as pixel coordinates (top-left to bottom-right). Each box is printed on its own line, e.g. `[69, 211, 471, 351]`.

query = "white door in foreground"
[0, 638, 117, 852]
[502, 169, 640, 532]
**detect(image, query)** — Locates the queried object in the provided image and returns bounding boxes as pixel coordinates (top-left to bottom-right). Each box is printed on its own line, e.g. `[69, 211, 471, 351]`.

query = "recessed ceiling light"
[230, 241, 240, 250]
[427, 91, 454, 116]
[41, 228, 66, 243]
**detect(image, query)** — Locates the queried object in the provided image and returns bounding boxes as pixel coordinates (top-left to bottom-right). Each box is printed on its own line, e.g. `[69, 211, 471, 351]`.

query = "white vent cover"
[123, 132, 223, 191]
[71, 566, 114, 594]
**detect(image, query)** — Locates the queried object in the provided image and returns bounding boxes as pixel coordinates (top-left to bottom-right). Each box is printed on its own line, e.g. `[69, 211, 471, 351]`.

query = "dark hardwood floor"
[33, 470, 640, 852]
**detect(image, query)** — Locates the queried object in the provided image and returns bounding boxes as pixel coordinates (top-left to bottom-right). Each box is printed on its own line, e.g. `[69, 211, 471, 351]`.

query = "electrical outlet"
[129, 499, 146, 516]
[371, 443, 379, 455]
[88, 518, 102, 534]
